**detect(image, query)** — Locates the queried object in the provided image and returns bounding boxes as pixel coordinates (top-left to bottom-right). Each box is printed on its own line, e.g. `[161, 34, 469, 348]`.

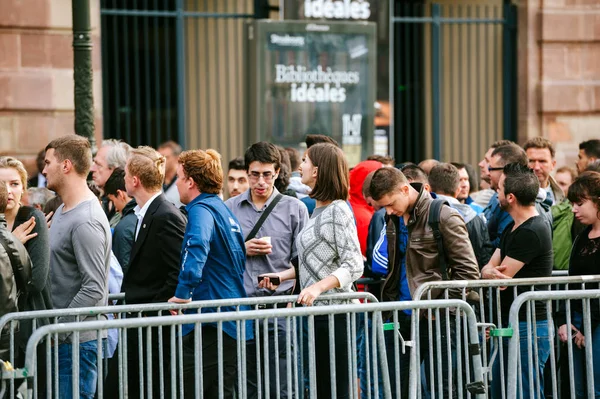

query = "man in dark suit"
[121, 146, 187, 304]
[104, 146, 186, 397]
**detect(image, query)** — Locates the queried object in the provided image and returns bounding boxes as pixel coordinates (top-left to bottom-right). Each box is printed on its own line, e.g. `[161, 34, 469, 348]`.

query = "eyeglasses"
[487, 166, 504, 172]
[248, 171, 275, 182]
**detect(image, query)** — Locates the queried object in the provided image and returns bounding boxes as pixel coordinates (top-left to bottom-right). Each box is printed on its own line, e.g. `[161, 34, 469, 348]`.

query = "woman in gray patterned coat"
[261, 143, 363, 398]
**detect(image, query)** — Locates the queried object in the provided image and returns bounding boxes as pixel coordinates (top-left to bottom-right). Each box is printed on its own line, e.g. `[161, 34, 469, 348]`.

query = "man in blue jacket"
[168, 149, 251, 398]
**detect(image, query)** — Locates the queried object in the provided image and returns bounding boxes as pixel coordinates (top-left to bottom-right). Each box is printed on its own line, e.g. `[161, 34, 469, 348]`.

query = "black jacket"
[0, 214, 32, 358]
[13, 206, 53, 349]
[112, 199, 137, 274]
[121, 194, 186, 304]
[464, 213, 493, 269]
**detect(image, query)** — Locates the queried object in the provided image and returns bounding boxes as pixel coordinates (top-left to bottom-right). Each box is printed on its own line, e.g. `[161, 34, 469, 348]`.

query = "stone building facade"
[0, 0, 102, 175]
[0, 0, 597, 175]
[519, 0, 600, 168]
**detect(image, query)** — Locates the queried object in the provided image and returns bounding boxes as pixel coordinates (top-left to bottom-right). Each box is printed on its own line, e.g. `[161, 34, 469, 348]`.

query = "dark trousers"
[384, 312, 458, 398]
[246, 318, 294, 398]
[313, 314, 350, 399]
[15, 343, 48, 398]
[104, 325, 172, 398]
[182, 325, 237, 399]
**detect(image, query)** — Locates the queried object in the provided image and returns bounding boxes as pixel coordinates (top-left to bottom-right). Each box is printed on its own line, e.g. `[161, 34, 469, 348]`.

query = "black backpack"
[428, 199, 451, 279]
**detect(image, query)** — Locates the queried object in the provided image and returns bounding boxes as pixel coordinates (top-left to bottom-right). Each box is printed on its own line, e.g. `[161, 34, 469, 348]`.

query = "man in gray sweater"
[43, 135, 111, 399]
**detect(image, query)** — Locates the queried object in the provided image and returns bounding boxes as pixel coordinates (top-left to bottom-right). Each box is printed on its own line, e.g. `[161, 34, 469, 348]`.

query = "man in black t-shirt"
[481, 163, 553, 399]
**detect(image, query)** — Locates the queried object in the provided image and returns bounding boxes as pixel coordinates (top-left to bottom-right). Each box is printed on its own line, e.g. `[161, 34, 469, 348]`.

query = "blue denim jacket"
[483, 193, 513, 249]
[175, 193, 252, 340]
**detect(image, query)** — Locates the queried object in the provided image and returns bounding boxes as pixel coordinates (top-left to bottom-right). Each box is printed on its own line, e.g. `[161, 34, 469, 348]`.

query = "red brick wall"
[519, 0, 600, 169]
[0, 0, 102, 176]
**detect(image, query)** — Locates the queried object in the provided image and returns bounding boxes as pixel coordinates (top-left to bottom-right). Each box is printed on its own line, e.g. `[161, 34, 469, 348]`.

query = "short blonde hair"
[0, 156, 28, 188]
[126, 146, 165, 191]
[178, 149, 223, 194]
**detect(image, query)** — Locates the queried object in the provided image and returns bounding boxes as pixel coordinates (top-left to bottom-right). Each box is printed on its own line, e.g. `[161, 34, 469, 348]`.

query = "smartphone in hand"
[258, 275, 280, 285]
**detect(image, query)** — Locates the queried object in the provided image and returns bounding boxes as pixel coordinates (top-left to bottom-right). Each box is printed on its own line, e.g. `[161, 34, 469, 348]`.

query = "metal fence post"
[175, 0, 187, 149]
[388, 0, 395, 160]
[72, 0, 96, 151]
[502, 4, 518, 143]
[431, 4, 442, 161]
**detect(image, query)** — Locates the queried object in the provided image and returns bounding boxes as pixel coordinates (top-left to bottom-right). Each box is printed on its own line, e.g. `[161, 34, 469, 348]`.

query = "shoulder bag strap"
[245, 194, 283, 242]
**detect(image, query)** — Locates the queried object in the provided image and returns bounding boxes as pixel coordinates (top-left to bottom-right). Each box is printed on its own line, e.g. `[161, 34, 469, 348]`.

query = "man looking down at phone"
[225, 141, 308, 399]
[169, 149, 250, 398]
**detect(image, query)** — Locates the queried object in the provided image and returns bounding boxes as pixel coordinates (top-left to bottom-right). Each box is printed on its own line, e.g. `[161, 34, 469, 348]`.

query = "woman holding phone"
[260, 143, 363, 398]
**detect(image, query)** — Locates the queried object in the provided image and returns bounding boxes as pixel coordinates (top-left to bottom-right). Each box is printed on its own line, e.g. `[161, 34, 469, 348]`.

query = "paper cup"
[261, 236, 272, 245]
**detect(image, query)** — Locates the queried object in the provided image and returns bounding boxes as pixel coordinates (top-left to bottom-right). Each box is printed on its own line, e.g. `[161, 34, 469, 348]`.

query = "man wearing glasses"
[484, 143, 528, 248]
[225, 141, 308, 398]
[484, 143, 551, 249]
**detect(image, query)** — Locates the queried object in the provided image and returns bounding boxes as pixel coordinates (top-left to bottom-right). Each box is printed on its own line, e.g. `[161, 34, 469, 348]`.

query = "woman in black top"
[557, 171, 600, 398]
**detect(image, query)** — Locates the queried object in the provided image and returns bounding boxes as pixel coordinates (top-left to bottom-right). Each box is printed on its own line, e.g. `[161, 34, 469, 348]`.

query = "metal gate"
[100, 0, 268, 164]
[100, 1, 517, 166]
[390, 1, 517, 165]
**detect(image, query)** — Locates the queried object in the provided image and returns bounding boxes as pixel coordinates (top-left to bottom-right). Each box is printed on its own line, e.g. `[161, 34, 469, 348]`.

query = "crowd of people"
[0, 134, 599, 398]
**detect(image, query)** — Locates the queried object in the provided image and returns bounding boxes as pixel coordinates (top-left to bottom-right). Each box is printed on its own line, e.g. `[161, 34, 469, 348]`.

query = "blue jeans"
[571, 312, 600, 398]
[492, 320, 552, 399]
[58, 340, 98, 399]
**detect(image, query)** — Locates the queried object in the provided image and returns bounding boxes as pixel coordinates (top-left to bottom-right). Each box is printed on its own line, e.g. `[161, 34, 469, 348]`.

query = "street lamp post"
[72, 0, 96, 151]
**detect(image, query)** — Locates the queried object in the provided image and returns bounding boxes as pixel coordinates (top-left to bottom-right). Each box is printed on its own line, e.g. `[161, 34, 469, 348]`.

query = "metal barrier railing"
[1, 299, 486, 399]
[356, 270, 572, 294]
[506, 289, 600, 399]
[411, 275, 600, 399]
[107, 293, 125, 302]
[0, 292, 378, 333]
[0, 292, 377, 399]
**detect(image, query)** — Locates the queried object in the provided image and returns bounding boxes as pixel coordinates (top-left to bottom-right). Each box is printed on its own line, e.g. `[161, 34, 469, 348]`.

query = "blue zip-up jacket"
[366, 209, 411, 315]
[175, 193, 253, 340]
[465, 196, 485, 215]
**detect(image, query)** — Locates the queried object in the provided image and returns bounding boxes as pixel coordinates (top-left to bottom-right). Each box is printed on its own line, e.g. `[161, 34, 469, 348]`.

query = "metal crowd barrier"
[506, 289, 600, 399]
[1, 298, 487, 399]
[356, 270, 570, 289]
[107, 293, 125, 302]
[412, 275, 600, 399]
[0, 292, 377, 399]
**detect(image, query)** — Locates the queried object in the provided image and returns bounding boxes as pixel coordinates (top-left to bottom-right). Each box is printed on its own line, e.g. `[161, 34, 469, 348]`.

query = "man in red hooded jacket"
[349, 160, 384, 256]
